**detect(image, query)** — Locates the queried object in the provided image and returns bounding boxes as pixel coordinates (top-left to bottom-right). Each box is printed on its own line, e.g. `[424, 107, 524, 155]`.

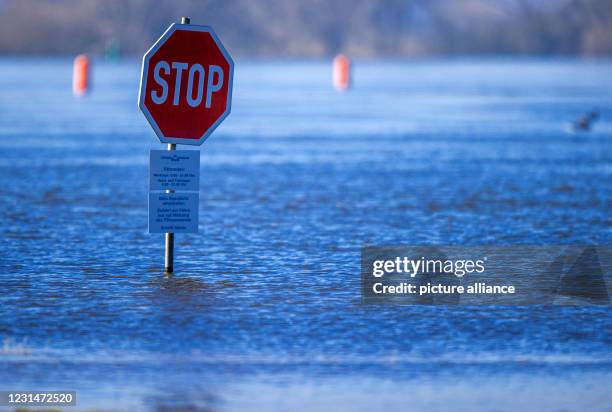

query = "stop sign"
[138, 23, 234, 145]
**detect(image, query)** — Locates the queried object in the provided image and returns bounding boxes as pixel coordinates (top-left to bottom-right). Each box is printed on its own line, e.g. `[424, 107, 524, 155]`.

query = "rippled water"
[0, 58, 611, 411]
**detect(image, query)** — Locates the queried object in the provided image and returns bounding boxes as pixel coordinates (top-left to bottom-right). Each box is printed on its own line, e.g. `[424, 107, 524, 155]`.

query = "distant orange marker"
[333, 54, 351, 91]
[73, 54, 90, 96]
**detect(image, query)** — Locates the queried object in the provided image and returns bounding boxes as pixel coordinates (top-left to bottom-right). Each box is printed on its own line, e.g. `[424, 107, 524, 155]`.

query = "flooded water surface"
[0, 59, 611, 411]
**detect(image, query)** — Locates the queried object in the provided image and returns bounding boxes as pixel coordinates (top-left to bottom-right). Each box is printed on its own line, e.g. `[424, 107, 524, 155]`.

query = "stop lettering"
[150, 61, 224, 108]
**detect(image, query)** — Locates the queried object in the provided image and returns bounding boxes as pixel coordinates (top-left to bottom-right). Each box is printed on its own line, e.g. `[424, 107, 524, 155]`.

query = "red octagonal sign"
[139, 23, 234, 145]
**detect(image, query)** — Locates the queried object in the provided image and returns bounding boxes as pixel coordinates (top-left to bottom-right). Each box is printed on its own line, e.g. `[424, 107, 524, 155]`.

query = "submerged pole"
[164, 143, 176, 273]
[164, 16, 190, 274]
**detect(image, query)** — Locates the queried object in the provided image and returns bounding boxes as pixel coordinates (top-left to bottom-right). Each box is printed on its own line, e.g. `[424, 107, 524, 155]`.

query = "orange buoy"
[333, 54, 351, 91]
[73, 54, 91, 96]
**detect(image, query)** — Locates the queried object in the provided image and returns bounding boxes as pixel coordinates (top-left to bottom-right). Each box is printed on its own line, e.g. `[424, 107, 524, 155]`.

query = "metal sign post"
[165, 142, 176, 273]
[165, 17, 190, 273]
[139, 15, 234, 273]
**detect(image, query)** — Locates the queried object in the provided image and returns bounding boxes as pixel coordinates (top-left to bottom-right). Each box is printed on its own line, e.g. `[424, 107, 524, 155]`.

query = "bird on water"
[572, 110, 599, 132]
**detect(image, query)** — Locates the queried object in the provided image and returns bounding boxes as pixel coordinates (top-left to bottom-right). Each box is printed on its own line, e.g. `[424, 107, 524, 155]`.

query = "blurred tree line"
[0, 0, 610, 57]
